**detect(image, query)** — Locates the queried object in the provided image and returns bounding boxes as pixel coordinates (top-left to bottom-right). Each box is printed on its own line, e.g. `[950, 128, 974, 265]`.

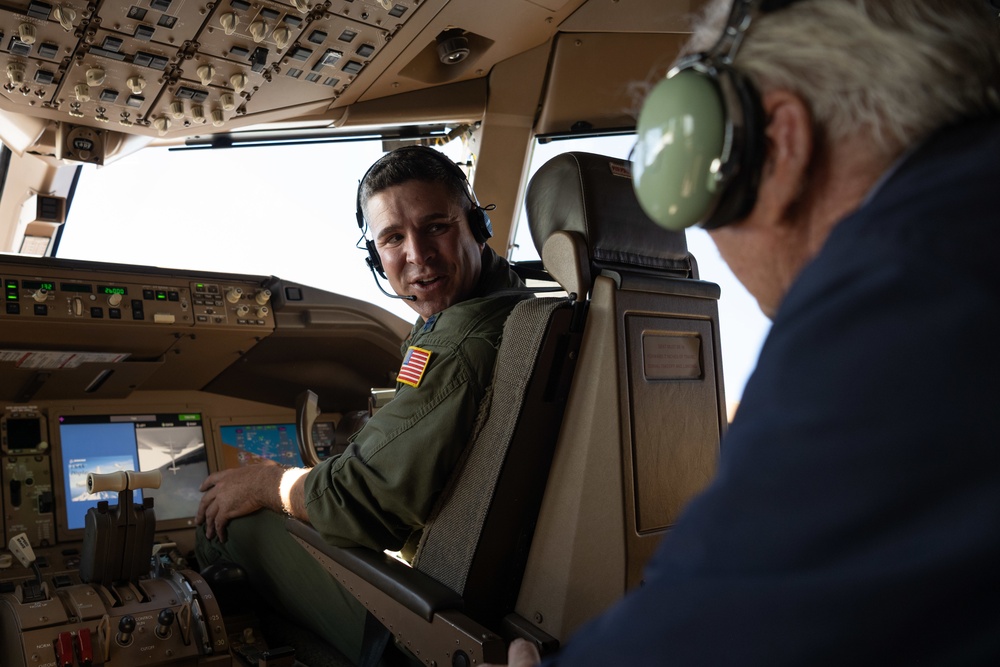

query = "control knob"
[126, 76, 146, 94]
[273, 26, 291, 50]
[220, 12, 238, 35]
[32, 288, 48, 303]
[17, 23, 36, 45]
[249, 20, 268, 43]
[107, 293, 122, 307]
[255, 289, 271, 305]
[196, 64, 215, 86]
[230, 73, 248, 94]
[53, 5, 76, 31]
[225, 287, 243, 303]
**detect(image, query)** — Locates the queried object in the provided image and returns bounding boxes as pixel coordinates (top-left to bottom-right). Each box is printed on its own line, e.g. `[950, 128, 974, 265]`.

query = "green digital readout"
[21, 280, 54, 291]
[99, 285, 128, 296]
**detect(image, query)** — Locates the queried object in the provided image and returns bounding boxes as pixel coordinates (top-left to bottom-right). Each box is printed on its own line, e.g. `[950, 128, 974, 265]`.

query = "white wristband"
[279, 467, 310, 516]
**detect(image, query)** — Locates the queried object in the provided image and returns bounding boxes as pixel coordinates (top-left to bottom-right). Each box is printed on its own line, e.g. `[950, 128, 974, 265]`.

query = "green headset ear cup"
[632, 68, 728, 231]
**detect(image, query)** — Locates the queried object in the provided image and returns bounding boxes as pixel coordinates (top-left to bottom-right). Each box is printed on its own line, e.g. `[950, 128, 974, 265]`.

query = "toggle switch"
[155, 608, 175, 639]
[117, 615, 136, 645]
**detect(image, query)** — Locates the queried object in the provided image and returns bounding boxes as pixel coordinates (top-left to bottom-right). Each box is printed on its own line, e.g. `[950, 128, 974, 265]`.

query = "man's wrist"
[279, 467, 309, 517]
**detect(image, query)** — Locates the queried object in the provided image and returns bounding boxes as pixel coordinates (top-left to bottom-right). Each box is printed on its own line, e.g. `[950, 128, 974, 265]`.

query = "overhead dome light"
[436, 28, 470, 65]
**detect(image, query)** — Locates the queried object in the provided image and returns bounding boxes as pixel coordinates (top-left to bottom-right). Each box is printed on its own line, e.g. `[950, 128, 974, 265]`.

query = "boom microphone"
[367, 260, 417, 301]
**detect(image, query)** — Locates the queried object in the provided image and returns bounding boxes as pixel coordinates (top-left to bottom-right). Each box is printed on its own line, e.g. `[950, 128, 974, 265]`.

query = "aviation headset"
[355, 145, 494, 278]
[631, 0, 802, 231]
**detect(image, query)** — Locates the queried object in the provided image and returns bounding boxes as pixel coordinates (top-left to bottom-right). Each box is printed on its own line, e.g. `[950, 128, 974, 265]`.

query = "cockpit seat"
[287, 152, 727, 664]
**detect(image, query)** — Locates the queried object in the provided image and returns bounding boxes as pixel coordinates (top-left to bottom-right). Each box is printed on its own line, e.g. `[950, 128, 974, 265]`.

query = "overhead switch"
[169, 101, 185, 119]
[6, 63, 25, 85]
[220, 12, 238, 35]
[249, 20, 267, 43]
[196, 64, 215, 85]
[230, 72, 248, 93]
[126, 76, 146, 94]
[152, 116, 170, 135]
[211, 108, 225, 127]
[74, 83, 91, 102]
[220, 93, 235, 110]
[85, 68, 105, 86]
[53, 5, 76, 30]
[18, 23, 36, 45]
[272, 26, 291, 49]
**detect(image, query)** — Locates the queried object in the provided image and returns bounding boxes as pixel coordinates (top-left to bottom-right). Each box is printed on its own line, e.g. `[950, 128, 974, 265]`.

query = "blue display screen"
[58, 414, 208, 531]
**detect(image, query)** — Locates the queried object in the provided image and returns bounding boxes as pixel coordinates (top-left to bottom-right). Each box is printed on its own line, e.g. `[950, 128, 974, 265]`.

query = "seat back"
[512, 152, 727, 641]
[411, 296, 581, 623]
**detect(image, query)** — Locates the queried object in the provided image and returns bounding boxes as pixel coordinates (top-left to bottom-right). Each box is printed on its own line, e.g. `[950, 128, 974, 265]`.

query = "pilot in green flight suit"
[195, 146, 530, 663]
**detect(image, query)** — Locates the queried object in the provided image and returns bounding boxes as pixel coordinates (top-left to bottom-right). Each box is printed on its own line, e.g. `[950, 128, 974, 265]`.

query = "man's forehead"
[367, 181, 464, 231]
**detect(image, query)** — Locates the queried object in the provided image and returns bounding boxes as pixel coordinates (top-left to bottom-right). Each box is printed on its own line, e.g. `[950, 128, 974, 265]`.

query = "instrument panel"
[0, 253, 407, 666]
[0, 0, 422, 145]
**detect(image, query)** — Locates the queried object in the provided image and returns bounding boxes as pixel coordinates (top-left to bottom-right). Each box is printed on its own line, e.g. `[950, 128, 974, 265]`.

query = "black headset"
[631, 0, 802, 231]
[355, 145, 493, 278]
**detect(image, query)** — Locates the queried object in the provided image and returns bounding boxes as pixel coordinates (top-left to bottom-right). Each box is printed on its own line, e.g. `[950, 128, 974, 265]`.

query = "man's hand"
[196, 463, 284, 542]
[484, 639, 542, 667]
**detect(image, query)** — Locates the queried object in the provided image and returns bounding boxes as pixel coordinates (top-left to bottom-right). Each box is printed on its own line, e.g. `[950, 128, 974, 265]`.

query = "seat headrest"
[526, 152, 691, 279]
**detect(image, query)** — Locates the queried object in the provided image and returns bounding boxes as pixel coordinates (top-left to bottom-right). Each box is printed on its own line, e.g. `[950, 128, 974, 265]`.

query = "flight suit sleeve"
[301, 332, 497, 553]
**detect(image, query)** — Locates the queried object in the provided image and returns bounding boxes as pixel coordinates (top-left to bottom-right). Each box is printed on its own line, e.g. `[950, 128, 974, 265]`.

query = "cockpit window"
[55, 138, 419, 322]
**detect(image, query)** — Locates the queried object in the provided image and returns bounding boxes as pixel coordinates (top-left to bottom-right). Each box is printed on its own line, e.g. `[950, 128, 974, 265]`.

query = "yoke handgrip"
[87, 470, 163, 494]
[296, 389, 322, 467]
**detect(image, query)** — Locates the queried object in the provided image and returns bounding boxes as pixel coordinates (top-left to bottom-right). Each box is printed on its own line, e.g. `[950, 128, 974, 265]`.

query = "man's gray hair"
[687, 0, 1000, 158]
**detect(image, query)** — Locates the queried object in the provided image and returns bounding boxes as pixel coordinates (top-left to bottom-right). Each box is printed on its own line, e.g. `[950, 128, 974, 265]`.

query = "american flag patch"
[398, 346, 432, 387]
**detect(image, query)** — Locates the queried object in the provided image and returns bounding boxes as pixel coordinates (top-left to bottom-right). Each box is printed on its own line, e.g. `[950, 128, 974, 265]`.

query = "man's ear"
[755, 89, 813, 223]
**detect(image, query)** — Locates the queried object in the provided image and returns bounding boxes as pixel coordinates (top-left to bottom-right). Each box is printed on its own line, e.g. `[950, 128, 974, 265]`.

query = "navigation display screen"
[57, 413, 208, 531]
[218, 423, 304, 468]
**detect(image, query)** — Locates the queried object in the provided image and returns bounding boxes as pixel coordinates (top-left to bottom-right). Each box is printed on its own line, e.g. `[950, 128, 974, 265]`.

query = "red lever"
[77, 628, 94, 666]
[55, 631, 74, 667]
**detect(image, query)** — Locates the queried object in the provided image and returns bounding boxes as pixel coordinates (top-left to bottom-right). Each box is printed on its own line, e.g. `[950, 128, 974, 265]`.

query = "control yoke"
[295, 389, 322, 467]
[79, 469, 162, 586]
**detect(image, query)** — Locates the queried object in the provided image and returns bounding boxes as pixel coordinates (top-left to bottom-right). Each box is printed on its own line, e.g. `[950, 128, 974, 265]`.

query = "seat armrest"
[285, 519, 464, 622]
